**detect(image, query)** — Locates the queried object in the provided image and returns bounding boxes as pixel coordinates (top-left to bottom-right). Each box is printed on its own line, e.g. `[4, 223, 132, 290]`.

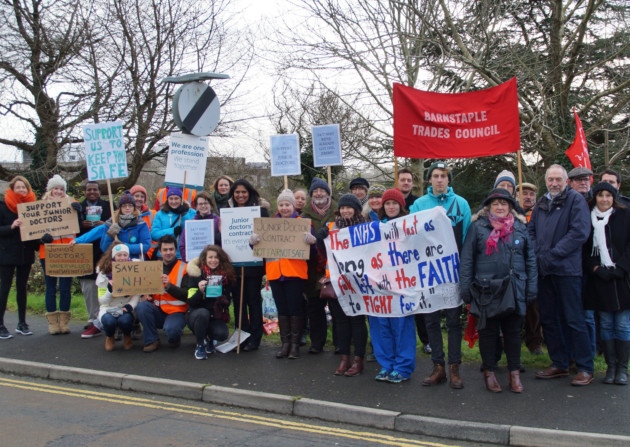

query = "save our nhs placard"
[324, 207, 461, 317]
[270, 133, 301, 176]
[83, 122, 128, 181]
[312, 124, 342, 167]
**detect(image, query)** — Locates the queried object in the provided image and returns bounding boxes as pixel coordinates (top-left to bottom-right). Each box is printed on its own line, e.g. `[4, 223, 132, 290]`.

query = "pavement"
[0, 312, 629, 447]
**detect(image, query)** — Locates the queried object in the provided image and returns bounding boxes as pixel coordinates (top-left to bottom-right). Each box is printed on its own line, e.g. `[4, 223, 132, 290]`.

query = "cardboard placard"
[252, 217, 312, 260]
[18, 198, 80, 241]
[111, 261, 163, 297]
[44, 244, 93, 277]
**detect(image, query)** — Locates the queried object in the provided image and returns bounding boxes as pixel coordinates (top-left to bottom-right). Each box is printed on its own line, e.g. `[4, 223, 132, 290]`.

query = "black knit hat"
[482, 188, 516, 209]
[592, 181, 618, 200]
[349, 177, 370, 191]
[337, 193, 363, 214]
[309, 177, 331, 196]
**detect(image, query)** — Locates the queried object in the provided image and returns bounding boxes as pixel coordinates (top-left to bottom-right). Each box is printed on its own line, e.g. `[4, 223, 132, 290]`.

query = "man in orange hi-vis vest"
[136, 235, 189, 352]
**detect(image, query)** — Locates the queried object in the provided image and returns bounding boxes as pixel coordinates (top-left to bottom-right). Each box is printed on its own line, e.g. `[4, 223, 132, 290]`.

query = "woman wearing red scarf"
[459, 188, 537, 393]
[0, 176, 39, 339]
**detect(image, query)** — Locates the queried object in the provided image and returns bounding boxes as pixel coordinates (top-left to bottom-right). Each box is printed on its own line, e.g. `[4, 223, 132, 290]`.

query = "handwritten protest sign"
[165, 133, 208, 190]
[312, 124, 342, 167]
[323, 207, 461, 317]
[252, 217, 312, 260]
[83, 121, 128, 181]
[18, 198, 80, 241]
[44, 244, 93, 277]
[184, 219, 215, 262]
[270, 134, 301, 176]
[220, 207, 262, 266]
[111, 261, 163, 297]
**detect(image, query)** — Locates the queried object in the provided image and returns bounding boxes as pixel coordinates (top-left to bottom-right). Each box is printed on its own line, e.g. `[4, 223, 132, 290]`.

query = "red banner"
[393, 78, 520, 158]
[565, 110, 591, 169]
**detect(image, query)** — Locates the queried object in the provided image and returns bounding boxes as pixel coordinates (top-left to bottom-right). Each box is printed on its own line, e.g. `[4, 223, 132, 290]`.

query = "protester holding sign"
[151, 187, 196, 260]
[250, 190, 316, 359]
[0, 176, 40, 339]
[459, 189, 537, 393]
[73, 192, 151, 259]
[368, 189, 417, 383]
[211, 175, 234, 210]
[95, 243, 141, 351]
[185, 245, 234, 360]
[316, 194, 368, 377]
[179, 191, 221, 262]
[39, 175, 82, 335]
[228, 179, 269, 352]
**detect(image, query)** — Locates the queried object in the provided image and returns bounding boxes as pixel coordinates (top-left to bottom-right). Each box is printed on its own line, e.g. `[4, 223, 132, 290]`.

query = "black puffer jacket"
[459, 208, 537, 316]
[0, 200, 39, 266]
[583, 206, 630, 312]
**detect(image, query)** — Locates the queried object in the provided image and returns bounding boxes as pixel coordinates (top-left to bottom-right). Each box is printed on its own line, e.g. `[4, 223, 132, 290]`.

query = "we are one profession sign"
[324, 207, 462, 317]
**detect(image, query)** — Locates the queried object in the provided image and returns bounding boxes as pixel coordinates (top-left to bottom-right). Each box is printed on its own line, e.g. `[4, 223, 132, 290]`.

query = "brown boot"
[449, 363, 464, 389]
[58, 311, 71, 334]
[509, 370, 523, 393]
[276, 316, 290, 359]
[422, 363, 446, 386]
[288, 316, 303, 359]
[484, 370, 502, 393]
[344, 356, 364, 377]
[45, 312, 61, 335]
[123, 334, 133, 350]
[105, 336, 116, 351]
[334, 355, 351, 375]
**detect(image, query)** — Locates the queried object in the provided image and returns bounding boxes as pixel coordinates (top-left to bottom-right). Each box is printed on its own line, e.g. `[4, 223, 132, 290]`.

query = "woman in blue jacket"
[151, 187, 196, 259]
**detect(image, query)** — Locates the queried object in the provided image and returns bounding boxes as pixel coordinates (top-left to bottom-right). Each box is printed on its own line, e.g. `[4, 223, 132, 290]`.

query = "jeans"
[478, 313, 524, 372]
[136, 300, 186, 345]
[41, 260, 72, 312]
[599, 310, 630, 341]
[186, 307, 229, 345]
[369, 315, 416, 378]
[538, 275, 594, 373]
[269, 279, 305, 316]
[100, 312, 134, 337]
[424, 305, 462, 365]
[0, 264, 31, 324]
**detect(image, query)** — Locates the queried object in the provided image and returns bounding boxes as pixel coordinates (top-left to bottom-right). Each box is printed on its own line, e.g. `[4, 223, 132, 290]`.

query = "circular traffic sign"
[172, 82, 220, 136]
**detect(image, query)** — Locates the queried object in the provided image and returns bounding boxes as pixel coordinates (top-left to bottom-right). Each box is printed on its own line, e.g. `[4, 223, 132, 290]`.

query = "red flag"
[393, 78, 520, 158]
[564, 110, 591, 169]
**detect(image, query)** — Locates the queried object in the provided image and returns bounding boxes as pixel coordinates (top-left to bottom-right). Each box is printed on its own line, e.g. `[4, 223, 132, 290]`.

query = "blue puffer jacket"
[409, 186, 471, 252]
[75, 217, 151, 258]
[151, 206, 196, 259]
[459, 209, 537, 316]
[528, 187, 590, 277]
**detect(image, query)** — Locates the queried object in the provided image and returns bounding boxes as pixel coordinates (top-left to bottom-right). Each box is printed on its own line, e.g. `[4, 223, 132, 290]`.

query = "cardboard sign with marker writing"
[18, 198, 80, 241]
[111, 261, 163, 297]
[252, 217, 312, 260]
[44, 244, 93, 277]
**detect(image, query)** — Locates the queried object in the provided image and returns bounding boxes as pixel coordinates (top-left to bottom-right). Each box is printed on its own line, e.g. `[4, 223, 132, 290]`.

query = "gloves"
[612, 267, 626, 279]
[249, 233, 260, 246]
[303, 232, 316, 245]
[595, 267, 613, 282]
[41, 233, 53, 244]
[71, 202, 82, 212]
[173, 226, 182, 236]
[107, 223, 121, 238]
[316, 226, 329, 241]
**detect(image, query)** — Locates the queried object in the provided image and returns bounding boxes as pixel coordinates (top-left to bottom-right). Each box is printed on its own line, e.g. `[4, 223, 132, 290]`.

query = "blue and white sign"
[184, 219, 215, 262]
[270, 134, 301, 176]
[312, 124, 342, 167]
[220, 207, 263, 266]
[165, 133, 208, 190]
[83, 122, 128, 181]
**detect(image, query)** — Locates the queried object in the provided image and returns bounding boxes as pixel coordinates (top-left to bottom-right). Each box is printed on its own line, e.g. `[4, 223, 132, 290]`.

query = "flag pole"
[516, 150, 524, 208]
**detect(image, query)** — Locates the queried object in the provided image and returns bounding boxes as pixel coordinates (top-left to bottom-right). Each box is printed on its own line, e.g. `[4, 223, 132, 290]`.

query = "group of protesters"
[0, 162, 629, 393]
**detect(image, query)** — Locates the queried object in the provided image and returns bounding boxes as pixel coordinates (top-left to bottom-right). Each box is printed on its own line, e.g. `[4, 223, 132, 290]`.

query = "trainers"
[204, 338, 216, 355]
[386, 371, 408, 383]
[15, 322, 33, 336]
[375, 368, 390, 381]
[0, 325, 13, 340]
[81, 324, 102, 339]
[195, 344, 208, 360]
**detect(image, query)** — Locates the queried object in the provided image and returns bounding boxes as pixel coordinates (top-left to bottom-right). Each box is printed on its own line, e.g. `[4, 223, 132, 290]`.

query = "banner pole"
[106, 179, 115, 221]
[327, 166, 332, 191]
[394, 157, 399, 184]
[284, 175, 288, 190]
[517, 150, 524, 208]
[236, 266, 245, 354]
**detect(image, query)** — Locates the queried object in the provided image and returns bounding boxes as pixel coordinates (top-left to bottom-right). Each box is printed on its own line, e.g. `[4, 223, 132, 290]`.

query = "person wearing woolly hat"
[151, 183, 196, 260]
[494, 170, 516, 196]
[0, 176, 39, 339]
[152, 185, 197, 211]
[381, 188, 405, 211]
[584, 181, 630, 385]
[276, 189, 296, 208]
[337, 193, 362, 216]
[46, 174, 67, 192]
[363, 184, 386, 222]
[301, 177, 337, 354]
[118, 192, 135, 208]
[350, 177, 370, 206]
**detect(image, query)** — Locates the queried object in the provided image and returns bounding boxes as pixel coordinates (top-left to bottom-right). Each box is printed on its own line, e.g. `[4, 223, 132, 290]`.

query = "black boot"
[288, 316, 303, 359]
[276, 316, 290, 359]
[601, 339, 617, 384]
[614, 339, 629, 385]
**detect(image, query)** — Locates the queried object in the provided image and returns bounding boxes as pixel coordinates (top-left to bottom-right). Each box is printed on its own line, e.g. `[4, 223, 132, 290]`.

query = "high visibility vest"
[152, 260, 188, 314]
[40, 236, 75, 260]
[140, 209, 157, 260]
[266, 258, 308, 281]
[153, 188, 197, 211]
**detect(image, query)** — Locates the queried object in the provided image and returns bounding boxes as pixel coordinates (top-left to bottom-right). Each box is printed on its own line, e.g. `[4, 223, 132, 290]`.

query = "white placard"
[83, 122, 128, 181]
[270, 133, 301, 176]
[312, 124, 342, 167]
[220, 207, 263, 266]
[165, 133, 209, 189]
[184, 219, 215, 262]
